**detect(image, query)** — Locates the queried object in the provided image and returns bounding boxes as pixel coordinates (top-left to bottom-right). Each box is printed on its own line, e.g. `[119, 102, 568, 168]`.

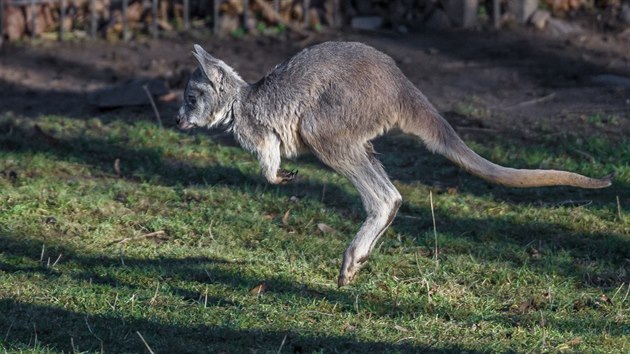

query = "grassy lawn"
[0, 113, 628, 353]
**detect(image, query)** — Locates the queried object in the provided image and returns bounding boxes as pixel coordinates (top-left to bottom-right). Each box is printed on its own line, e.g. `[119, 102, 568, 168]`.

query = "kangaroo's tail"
[400, 97, 613, 189]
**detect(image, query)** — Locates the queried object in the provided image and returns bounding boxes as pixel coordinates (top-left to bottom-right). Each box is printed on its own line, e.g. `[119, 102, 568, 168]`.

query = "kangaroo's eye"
[188, 94, 197, 105]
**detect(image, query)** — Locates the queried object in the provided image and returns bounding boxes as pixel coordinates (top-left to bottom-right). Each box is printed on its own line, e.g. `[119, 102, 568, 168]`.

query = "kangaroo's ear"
[192, 44, 222, 85]
[192, 44, 241, 89]
[192, 44, 214, 65]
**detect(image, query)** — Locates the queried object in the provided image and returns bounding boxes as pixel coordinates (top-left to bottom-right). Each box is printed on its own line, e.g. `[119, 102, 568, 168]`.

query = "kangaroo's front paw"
[276, 169, 298, 184]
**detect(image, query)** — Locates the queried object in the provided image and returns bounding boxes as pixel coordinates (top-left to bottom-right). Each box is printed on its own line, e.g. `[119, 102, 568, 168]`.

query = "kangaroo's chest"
[276, 121, 308, 158]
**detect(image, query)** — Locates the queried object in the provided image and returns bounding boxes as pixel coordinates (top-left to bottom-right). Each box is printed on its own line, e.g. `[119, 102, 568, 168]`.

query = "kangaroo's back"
[264, 41, 403, 89]
[247, 42, 420, 144]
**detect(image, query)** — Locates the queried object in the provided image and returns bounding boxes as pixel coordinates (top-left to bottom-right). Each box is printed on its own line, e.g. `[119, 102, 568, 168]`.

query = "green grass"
[0, 113, 628, 353]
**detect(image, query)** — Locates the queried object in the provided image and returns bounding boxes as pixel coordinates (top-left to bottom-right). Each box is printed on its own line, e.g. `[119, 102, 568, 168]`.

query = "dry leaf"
[529, 248, 541, 259]
[114, 158, 121, 177]
[34, 124, 59, 145]
[342, 323, 356, 332]
[317, 223, 337, 234]
[514, 299, 536, 314]
[158, 91, 179, 102]
[566, 336, 581, 346]
[393, 324, 409, 333]
[573, 299, 586, 311]
[282, 209, 291, 226]
[377, 282, 390, 292]
[250, 282, 267, 297]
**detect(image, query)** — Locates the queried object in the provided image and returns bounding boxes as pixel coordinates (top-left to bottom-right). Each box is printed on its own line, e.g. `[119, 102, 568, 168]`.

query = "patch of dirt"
[0, 26, 628, 143]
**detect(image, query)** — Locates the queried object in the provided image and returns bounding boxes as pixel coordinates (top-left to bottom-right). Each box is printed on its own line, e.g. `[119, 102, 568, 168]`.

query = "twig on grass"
[612, 282, 625, 303]
[107, 230, 167, 246]
[4, 320, 13, 342]
[395, 336, 416, 344]
[423, 277, 433, 304]
[617, 195, 622, 221]
[208, 221, 215, 240]
[572, 148, 596, 163]
[277, 334, 288, 354]
[51, 253, 62, 268]
[85, 316, 104, 352]
[150, 282, 160, 305]
[130, 294, 137, 310]
[398, 213, 423, 220]
[429, 191, 438, 268]
[71, 337, 77, 354]
[505, 92, 556, 109]
[142, 84, 163, 129]
[304, 310, 334, 317]
[32, 323, 37, 348]
[550, 200, 592, 208]
[114, 158, 121, 177]
[109, 293, 119, 311]
[136, 331, 155, 354]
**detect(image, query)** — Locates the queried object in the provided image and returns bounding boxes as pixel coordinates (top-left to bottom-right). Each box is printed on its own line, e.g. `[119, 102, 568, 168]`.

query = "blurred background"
[0, 0, 629, 135]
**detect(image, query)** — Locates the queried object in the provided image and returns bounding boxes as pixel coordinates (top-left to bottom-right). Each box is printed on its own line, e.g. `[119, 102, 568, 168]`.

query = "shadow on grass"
[0, 232, 456, 353]
[0, 122, 363, 211]
[1, 121, 628, 288]
[1, 120, 626, 209]
[0, 298, 450, 353]
[394, 202, 630, 287]
[0, 206, 630, 352]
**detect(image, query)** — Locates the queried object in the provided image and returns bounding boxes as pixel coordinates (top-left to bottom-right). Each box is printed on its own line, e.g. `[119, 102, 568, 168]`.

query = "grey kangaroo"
[175, 42, 612, 287]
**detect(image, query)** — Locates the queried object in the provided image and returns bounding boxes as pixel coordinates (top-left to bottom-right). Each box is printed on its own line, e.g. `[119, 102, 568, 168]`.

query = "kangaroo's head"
[176, 45, 244, 130]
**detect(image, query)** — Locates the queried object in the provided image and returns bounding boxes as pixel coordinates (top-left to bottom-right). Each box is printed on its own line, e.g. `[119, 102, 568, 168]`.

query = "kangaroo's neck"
[222, 83, 252, 131]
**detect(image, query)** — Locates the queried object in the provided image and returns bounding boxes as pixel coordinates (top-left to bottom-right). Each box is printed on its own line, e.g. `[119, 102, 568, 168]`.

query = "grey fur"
[176, 42, 612, 287]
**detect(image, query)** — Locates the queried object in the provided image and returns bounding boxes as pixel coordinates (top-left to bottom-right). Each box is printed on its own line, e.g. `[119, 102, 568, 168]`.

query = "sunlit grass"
[0, 113, 628, 353]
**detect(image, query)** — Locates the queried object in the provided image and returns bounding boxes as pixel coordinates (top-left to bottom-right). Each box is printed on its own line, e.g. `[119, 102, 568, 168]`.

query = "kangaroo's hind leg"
[306, 141, 402, 286]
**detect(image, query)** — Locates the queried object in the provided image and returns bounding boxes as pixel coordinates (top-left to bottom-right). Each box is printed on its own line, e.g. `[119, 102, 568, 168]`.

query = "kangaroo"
[175, 42, 613, 287]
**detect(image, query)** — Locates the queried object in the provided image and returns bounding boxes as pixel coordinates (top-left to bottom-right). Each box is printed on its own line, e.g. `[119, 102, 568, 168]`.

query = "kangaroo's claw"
[277, 169, 298, 183]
